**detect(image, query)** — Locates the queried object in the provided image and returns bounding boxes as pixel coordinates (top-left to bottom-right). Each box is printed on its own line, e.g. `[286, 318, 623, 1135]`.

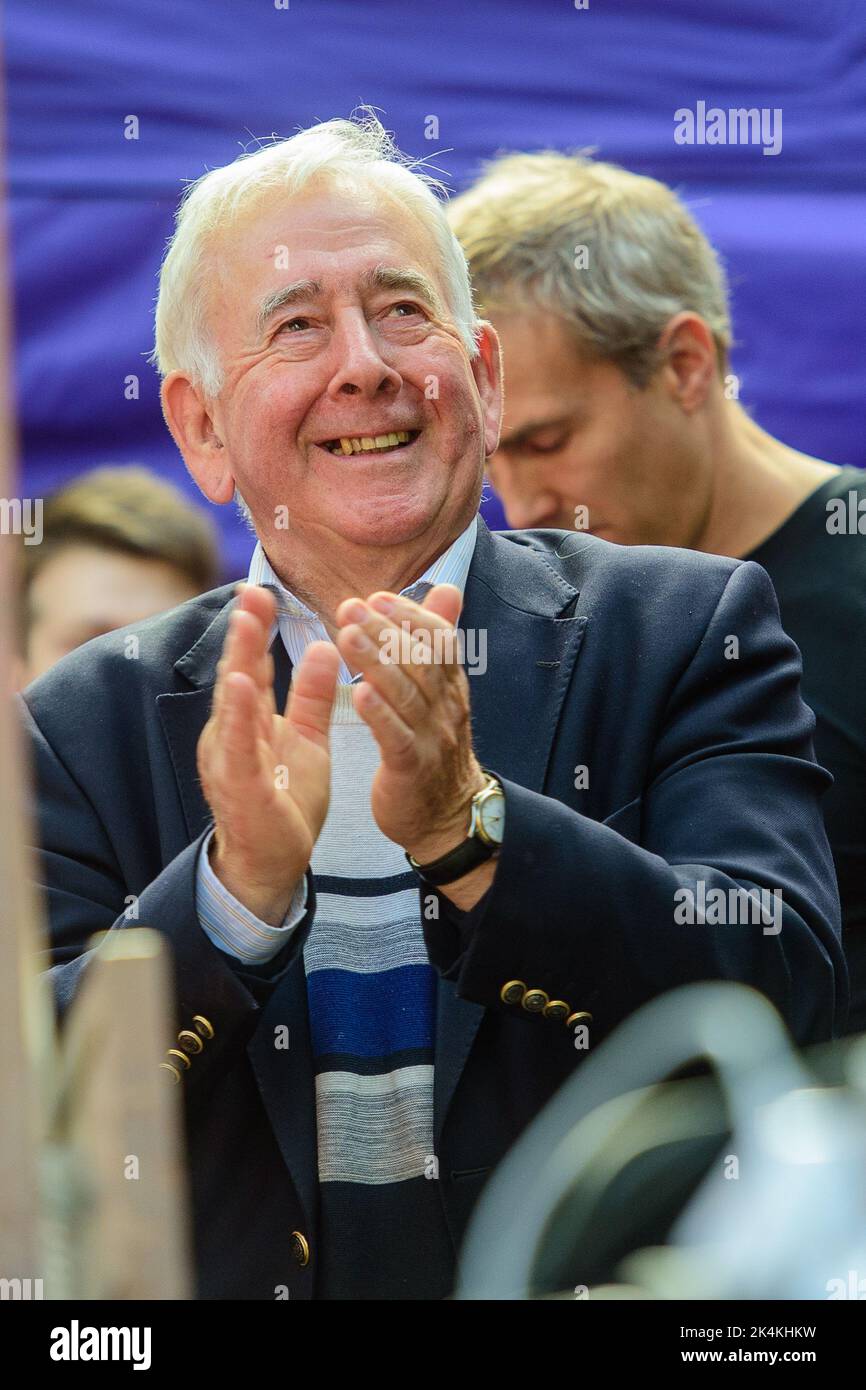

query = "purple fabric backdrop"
[5, 0, 865, 576]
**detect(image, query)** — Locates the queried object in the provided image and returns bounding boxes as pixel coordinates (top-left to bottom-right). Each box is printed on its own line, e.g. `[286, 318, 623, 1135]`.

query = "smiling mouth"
[318, 429, 421, 457]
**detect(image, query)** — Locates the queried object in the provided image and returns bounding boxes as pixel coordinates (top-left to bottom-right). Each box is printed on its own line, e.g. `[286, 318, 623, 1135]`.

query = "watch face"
[478, 791, 506, 845]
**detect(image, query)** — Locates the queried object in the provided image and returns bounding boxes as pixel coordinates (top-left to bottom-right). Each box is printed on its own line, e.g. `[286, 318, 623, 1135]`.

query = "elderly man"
[448, 152, 866, 1032]
[24, 117, 845, 1301]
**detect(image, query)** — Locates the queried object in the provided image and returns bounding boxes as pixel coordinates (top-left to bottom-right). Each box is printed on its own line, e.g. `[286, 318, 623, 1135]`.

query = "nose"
[506, 493, 562, 528]
[488, 452, 561, 529]
[326, 310, 403, 400]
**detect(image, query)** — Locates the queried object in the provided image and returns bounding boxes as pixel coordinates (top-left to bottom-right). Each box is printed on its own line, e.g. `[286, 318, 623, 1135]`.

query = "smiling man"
[23, 116, 846, 1301]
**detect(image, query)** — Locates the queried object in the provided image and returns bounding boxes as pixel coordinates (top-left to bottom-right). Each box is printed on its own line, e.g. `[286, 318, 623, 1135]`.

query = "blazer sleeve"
[421, 560, 848, 1045]
[22, 698, 315, 1091]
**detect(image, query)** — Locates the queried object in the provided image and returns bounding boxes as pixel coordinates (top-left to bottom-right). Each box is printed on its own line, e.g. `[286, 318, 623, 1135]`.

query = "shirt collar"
[246, 513, 479, 665]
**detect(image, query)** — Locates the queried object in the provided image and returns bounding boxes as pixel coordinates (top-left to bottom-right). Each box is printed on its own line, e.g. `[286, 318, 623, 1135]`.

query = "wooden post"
[0, 73, 191, 1297]
[0, 50, 56, 1291]
[59, 929, 192, 1299]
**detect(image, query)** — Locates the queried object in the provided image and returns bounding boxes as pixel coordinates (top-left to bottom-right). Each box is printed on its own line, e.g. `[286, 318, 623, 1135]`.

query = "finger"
[225, 609, 273, 689]
[352, 681, 417, 771]
[233, 585, 278, 690]
[223, 609, 276, 741]
[218, 671, 265, 791]
[334, 597, 420, 683]
[256, 646, 277, 743]
[335, 597, 453, 702]
[362, 584, 463, 630]
[238, 590, 279, 702]
[335, 621, 431, 725]
[364, 588, 463, 673]
[375, 591, 462, 692]
[420, 583, 463, 627]
[211, 595, 274, 750]
[211, 606, 248, 729]
[338, 588, 458, 636]
[285, 640, 340, 749]
[235, 582, 278, 633]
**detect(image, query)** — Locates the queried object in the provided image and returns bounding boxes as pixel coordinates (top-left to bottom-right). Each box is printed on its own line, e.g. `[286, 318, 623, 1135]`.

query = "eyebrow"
[497, 414, 577, 452]
[256, 263, 446, 336]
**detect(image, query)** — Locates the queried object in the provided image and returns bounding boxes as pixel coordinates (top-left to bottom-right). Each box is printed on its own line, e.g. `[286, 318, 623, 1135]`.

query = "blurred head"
[154, 115, 502, 577]
[448, 152, 733, 545]
[17, 467, 220, 684]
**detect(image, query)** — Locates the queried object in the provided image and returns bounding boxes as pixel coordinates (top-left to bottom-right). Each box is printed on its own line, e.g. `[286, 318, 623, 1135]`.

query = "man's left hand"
[335, 584, 493, 902]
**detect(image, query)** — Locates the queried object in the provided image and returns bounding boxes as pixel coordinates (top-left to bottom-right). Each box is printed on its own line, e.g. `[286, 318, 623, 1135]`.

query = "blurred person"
[449, 153, 866, 1030]
[15, 465, 220, 684]
[21, 117, 845, 1300]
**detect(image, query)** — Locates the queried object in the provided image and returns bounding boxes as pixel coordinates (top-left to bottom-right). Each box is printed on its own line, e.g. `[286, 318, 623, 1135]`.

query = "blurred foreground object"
[456, 983, 866, 1300]
[45, 929, 192, 1298]
[0, 100, 191, 1296]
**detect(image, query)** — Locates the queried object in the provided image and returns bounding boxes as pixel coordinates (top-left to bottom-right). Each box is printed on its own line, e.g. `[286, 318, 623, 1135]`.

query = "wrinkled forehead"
[207, 182, 448, 316]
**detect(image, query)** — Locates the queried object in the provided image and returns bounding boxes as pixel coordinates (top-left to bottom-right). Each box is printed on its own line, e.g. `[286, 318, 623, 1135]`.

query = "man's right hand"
[197, 584, 340, 925]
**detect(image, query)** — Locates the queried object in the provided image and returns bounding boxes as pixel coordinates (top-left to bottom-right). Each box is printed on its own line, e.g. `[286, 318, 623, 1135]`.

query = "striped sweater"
[302, 688, 453, 1298]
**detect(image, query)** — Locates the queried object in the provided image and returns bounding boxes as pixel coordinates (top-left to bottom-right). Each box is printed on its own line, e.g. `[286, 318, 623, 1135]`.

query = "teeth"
[328, 430, 413, 455]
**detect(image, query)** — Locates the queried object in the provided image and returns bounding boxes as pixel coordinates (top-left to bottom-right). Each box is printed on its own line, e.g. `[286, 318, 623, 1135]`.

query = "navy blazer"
[21, 519, 847, 1298]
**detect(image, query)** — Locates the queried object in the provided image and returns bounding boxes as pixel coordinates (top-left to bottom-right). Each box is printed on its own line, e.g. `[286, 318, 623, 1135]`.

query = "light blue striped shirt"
[196, 515, 479, 963]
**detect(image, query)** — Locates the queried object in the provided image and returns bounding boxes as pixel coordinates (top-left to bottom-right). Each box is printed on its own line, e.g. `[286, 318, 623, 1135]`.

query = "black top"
[746, 467, 866, 1031]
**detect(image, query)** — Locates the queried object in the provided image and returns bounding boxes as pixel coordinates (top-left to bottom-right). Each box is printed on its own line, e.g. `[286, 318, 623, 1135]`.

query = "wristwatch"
[406, 769, 505, 887]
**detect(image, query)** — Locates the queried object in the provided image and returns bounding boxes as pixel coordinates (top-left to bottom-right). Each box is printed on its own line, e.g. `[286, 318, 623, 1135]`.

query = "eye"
[277, 316, 313, 333]
[385, 301, 426, 318]
[527, 434, 568, 455]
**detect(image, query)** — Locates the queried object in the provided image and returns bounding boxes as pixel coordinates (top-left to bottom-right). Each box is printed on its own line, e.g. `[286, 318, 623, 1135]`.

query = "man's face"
[21, 544, 201, 684]
[202, 187, 500, 566]
[488, 310, 711, 546]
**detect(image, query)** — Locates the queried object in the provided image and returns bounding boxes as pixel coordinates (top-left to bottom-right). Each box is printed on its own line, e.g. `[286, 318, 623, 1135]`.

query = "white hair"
[150, 113, 481, 397]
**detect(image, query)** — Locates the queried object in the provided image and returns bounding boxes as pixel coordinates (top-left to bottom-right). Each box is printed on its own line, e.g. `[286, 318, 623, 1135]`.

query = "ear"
[655, 313, 718, 413]
[161, 371, 236, 505]
[469, 321, 504, 457]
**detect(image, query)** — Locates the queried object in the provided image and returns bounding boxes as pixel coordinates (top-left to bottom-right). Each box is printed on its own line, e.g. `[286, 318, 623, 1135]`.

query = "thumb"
[285, 641, 340, 749]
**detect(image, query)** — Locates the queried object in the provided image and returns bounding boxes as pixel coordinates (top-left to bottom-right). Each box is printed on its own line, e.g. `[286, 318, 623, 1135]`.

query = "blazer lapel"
[434, 519, 588, 1149]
